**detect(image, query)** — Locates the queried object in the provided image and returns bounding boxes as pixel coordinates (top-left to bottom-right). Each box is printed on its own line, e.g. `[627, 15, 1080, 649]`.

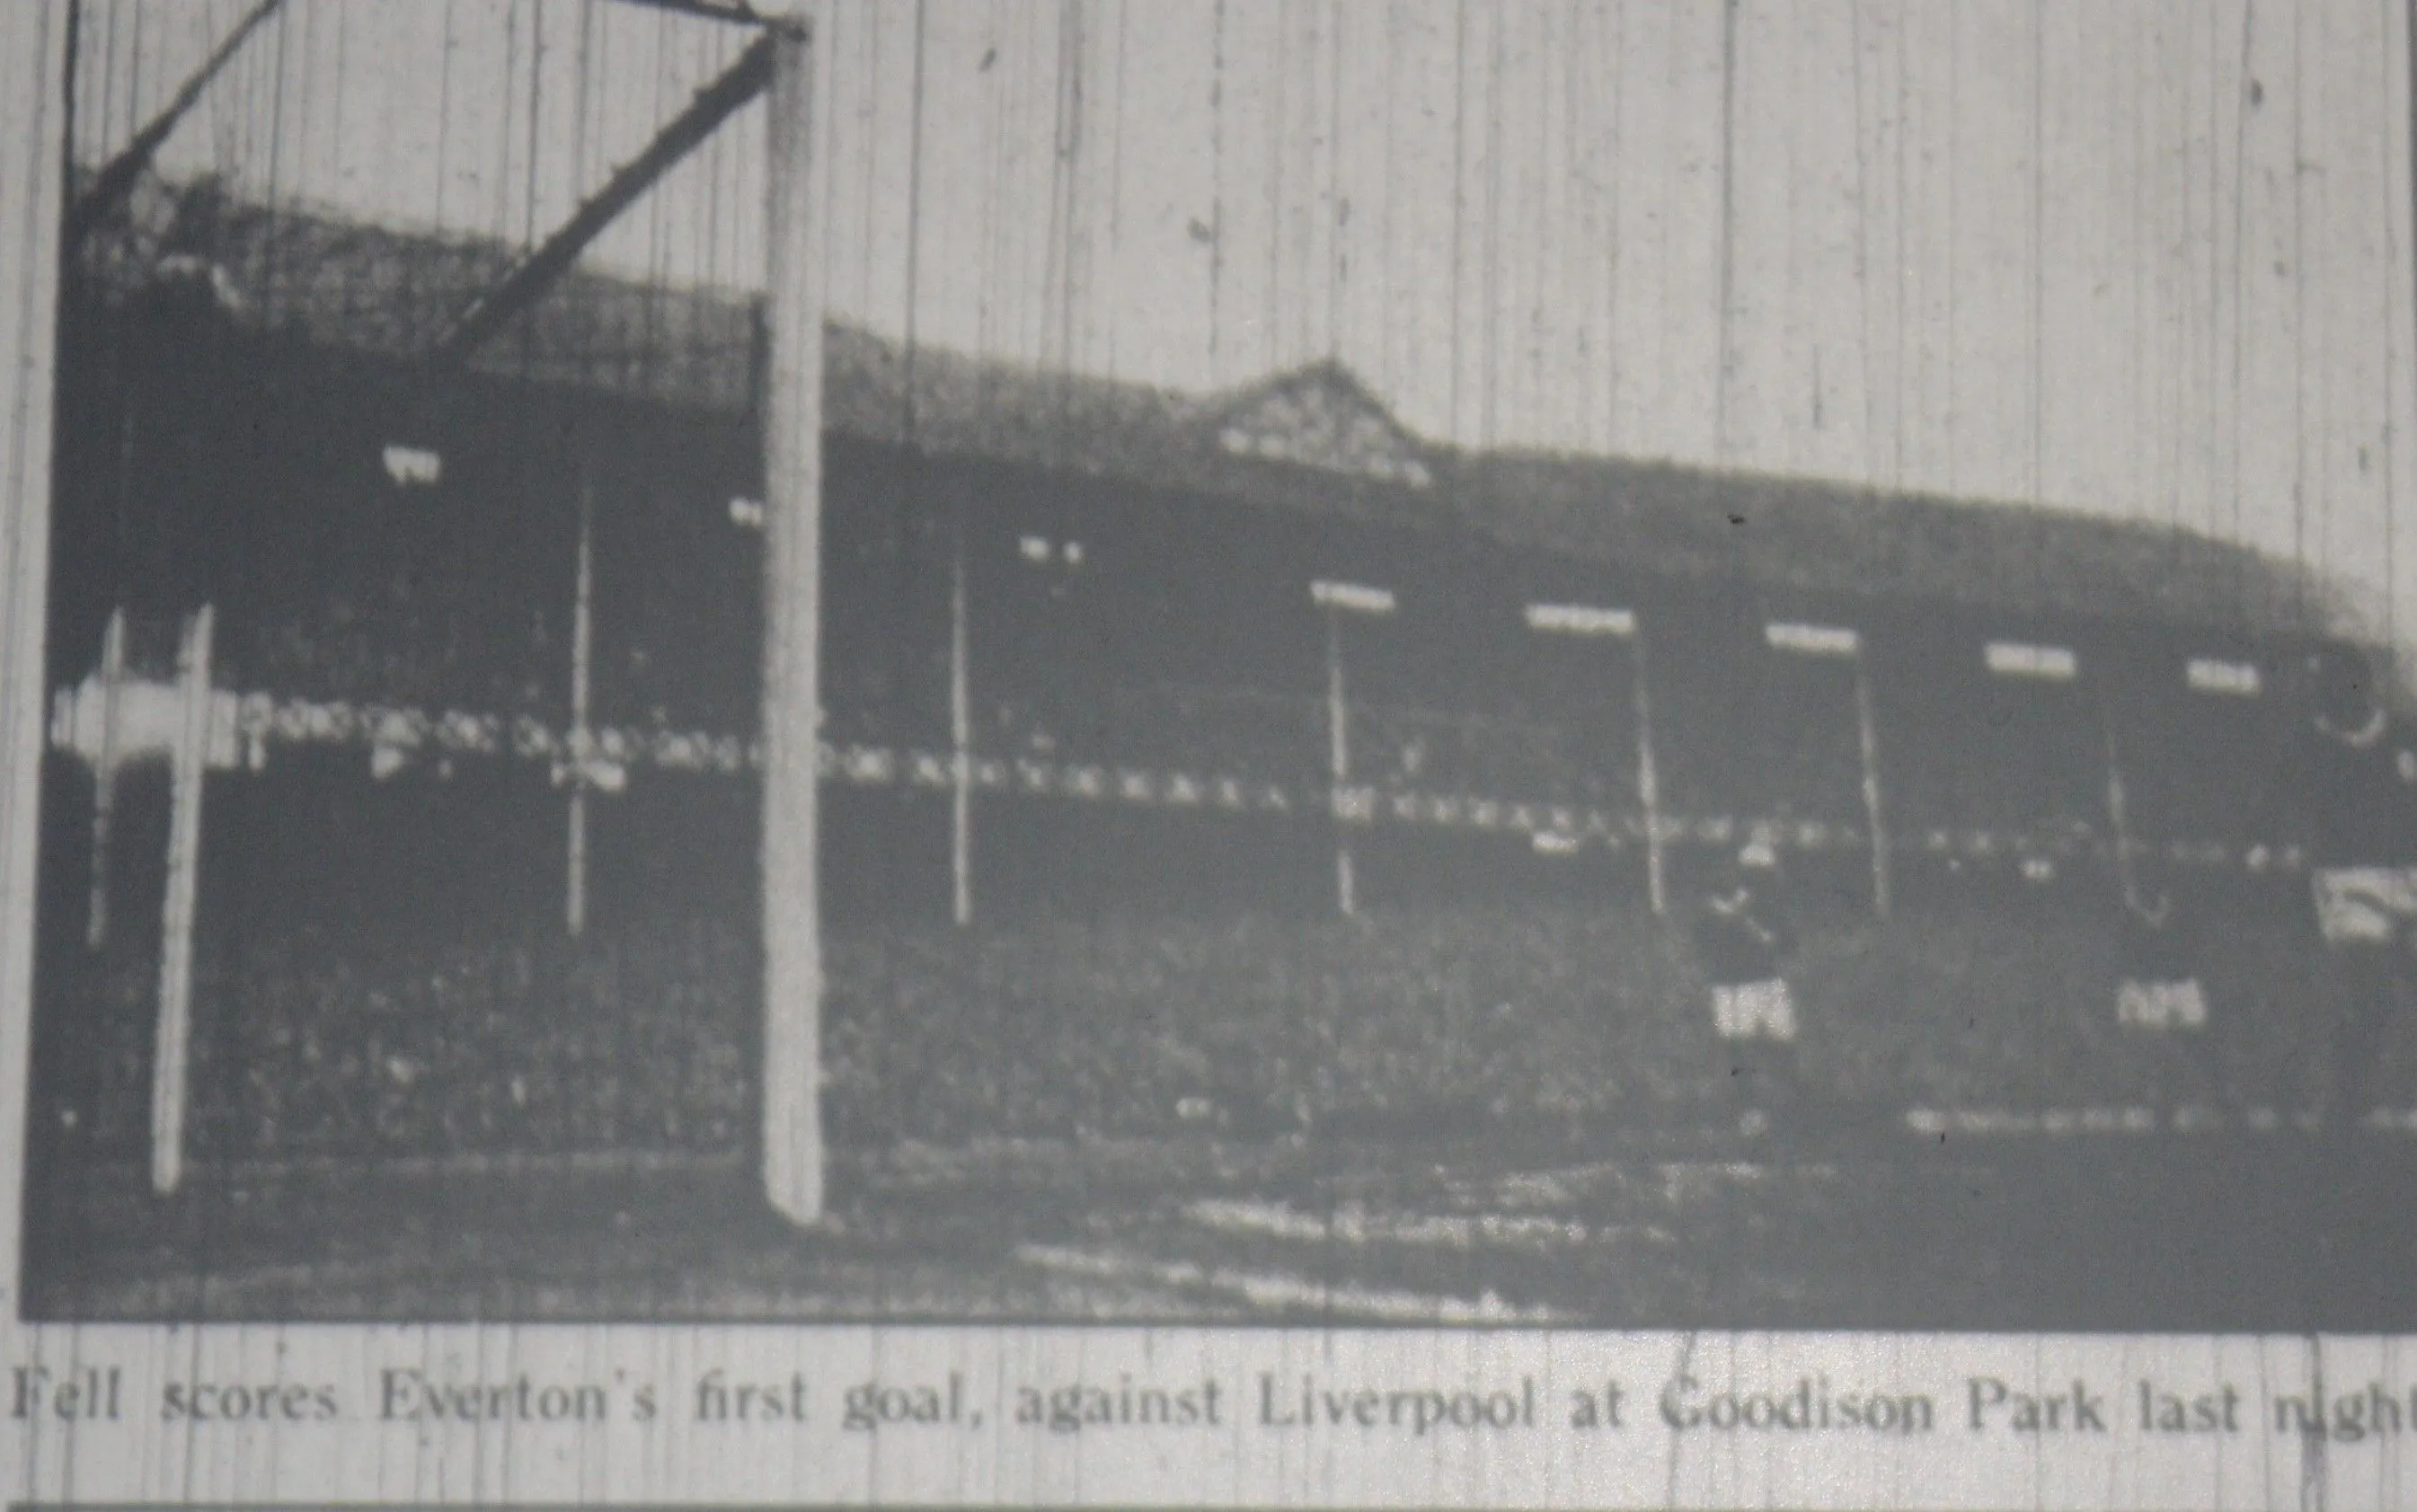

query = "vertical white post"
[1312, 581, 1394, 917]
[1324, 609, 1355, 918]
[2101, 694, 2137, 906]
[760, 17, 825, 1225]
[948, 509, 972, 927]
[1632, 626, 1667, 916]
[152, 605, 213, 1196]
[1854, 655, 1890, 918]
[87, 606, 126, 946]
[566, 461, 594, 938]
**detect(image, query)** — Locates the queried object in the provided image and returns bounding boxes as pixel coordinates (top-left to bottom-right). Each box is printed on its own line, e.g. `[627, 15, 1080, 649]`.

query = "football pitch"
[27, 1127, 2414, 1331]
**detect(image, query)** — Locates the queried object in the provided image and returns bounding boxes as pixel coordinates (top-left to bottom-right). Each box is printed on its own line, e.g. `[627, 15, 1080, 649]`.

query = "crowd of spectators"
[42, 225, 2385, 1183]
[43, 878, 2400, 1168]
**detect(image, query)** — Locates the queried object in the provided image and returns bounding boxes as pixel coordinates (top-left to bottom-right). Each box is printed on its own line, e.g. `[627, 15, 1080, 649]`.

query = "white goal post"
[758, 18, 826, 1226]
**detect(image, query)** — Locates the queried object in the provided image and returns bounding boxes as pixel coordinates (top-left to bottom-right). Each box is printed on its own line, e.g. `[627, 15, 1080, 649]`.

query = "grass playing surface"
[28, 1124, 2414, 1331]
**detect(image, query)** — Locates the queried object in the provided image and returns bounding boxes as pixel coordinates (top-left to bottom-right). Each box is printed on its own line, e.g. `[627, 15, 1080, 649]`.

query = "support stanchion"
[949, 505, 973, 927]
[1324, 610, 1354, 918]
[151, 605, 213, 1196]
[1312, 580, 1394, 918]
[1633, 624, 1667, 916]
[566, 462, 595, 938]
[2103, 688, 2138, 906]
[1855, 655, 1890, 918]
[1526, 600, 1658, 913]
[86, 606, 125, 947]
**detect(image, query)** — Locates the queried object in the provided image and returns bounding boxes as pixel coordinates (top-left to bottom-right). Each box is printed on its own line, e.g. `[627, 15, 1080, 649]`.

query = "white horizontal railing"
[47, 667, 2305, 874]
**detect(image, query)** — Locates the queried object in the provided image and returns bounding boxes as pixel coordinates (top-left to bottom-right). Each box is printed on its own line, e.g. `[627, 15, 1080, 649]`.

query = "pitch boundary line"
[54, 1105, 2417, 1189]
[1902, 1105, 2417, 1136]
[1014, 1242, 1567, 1324]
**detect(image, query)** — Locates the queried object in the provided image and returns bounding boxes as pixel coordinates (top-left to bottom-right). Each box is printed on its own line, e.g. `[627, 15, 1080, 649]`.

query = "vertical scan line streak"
[1262, 0, 1285, 378]
[1851, 0, 1872, 488]
[1451, 0, 1468, 441]
[1482, 0, 1503, 449]
[1209, 0, 1226, 372]
[1605, 0, 1625, 453]
[2387, 0, 2414, 650]
[497, 0, 519, 242]
[1326, 0, 1343, 367]
[1785, 0, 1802, 464]
[2032, 0, 2045, 518]
[2294, 0, 2310, 623]
[1053, 0, 1083, 392]
[1379, 0, 1399, 398]
[1103, 0, 1129, 376]
[1533, 0, 1555, 436]
[902, 0, 926, 444]
[1716, 0, 1739, 460]
[2233, 1, 2255, 614]
[2184, 3, 2204, 548]
[1894, 0, 1909, 488]
[1945, 0, 1961, 494]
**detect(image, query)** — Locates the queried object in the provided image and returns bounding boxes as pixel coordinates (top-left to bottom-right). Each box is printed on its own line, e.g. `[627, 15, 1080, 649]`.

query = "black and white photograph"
[12, 0, 2417, 1337]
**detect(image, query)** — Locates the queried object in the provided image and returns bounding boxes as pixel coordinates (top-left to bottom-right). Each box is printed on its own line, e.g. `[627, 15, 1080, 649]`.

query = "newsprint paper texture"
[15, 0, 2417, 1507]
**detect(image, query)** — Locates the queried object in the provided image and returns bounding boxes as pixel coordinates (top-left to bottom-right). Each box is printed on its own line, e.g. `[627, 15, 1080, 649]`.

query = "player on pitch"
[2296, 645, 2417, 1136]
[1694, 831, 1801, 1137]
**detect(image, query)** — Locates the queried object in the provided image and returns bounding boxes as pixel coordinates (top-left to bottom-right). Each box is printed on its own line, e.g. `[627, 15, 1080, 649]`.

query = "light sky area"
[66, 0, 2417, 650]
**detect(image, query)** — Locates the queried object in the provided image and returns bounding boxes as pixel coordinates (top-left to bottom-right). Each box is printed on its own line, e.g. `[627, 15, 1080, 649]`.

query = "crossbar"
[431, 32, 775, 366]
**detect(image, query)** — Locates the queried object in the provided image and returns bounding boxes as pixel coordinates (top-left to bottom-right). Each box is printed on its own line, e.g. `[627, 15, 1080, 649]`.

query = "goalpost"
[757, 14, 826, 1226]
[40, 1, 834, 1225]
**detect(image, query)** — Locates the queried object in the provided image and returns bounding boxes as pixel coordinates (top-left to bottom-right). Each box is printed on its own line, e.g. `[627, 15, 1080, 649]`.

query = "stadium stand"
[29, 181, 2401, 1172]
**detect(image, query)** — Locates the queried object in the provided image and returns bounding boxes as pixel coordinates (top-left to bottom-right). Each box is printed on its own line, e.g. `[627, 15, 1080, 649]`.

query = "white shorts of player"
[2116, 977, 2208, 1030]
[1711, 978, 1798, 1042]
[2312, 867, 2417, 945]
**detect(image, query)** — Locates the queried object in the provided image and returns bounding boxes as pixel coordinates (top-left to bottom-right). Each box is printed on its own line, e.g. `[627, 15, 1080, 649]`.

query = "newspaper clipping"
[6, 0, 2417, 1507]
